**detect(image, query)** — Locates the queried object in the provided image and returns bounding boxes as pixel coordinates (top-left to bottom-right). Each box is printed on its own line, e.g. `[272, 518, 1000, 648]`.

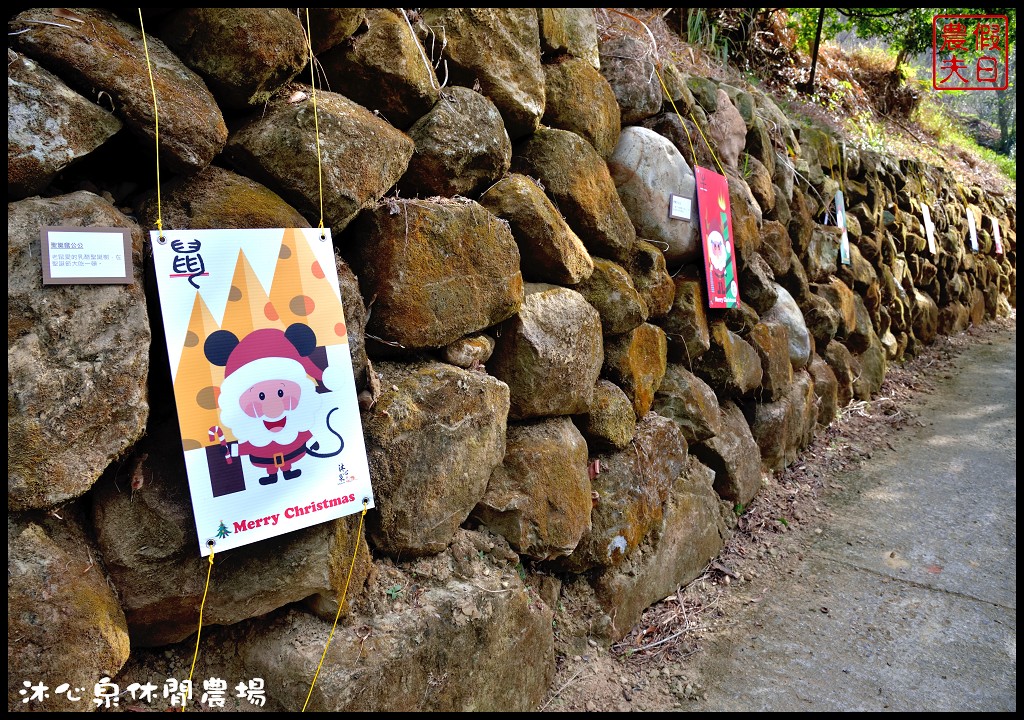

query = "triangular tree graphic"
[173, 293, 227, 450]
[269, 228, 349, 348]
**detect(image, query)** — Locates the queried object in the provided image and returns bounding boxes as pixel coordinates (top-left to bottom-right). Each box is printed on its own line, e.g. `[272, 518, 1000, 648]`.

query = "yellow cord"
[655, 68, 699, 169]
[182, 545, 215, 711]
[137, 9, 163, 239]
[687, 109, 728, 177]
[305, 8, 325, 237]
[302, 501, 368, 712]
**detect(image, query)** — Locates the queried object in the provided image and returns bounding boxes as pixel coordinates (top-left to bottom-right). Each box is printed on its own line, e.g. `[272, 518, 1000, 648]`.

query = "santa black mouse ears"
[204, 323, 317, 367]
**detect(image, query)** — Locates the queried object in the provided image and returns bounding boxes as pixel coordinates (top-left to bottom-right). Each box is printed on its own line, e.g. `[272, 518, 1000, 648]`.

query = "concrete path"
[683, 324, 1016, 712]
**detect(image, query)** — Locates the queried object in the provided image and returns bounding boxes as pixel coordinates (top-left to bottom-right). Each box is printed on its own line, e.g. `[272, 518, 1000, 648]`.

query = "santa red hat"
[205, 325, 323, 411]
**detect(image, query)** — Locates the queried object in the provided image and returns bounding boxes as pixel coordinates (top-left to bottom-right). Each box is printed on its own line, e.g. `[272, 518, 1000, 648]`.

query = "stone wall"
[7, 8, 1016, 712]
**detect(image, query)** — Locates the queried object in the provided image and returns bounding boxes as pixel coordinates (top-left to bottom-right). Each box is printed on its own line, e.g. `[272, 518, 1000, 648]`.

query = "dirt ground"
[538, 312, 1016, 712]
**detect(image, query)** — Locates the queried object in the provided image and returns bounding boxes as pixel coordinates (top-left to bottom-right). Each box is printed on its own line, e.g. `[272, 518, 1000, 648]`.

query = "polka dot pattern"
[289, 295, 315, 317]
[196, 386, 219, 411]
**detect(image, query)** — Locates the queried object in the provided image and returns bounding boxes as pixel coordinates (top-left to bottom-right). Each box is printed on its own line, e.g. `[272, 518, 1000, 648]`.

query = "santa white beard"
[219, 376, 323, 449]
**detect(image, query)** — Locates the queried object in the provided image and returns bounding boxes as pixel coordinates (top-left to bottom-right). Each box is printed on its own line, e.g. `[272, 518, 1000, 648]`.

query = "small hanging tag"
[992, 216, 1003, 255]
[965, 209, 979, 253]
[922, 203, 938, 255]
[835, 190, 851, 266]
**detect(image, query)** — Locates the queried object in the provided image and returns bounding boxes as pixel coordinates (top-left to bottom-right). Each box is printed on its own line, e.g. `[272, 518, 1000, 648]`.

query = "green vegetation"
[914, 95, 1017, 179]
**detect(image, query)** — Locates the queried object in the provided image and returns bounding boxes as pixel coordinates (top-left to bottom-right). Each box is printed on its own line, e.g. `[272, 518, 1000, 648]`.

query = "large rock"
[136, 165, 309, 230]
[660, 274, 711, 365]
[625, 239, 676, 320]
[729, 175, 764, 263]
[561, 413, 689, 572]
[691, 321, 763, 400]
[602, 323, 668, 418]
[224, 89, 414, 232]
[90, 417, 371, 647]
[747, 321, 794, 403]
[542, 56, 621, 158]
[418, 9, 545, 140]
[706, 89, 747, 171]
[591, 456, 729, 640]
[512, 127, 638, 264]
[570, 258, 647, 335]
[237, 531, 554, 711]
[306, 9, 367, 55]
[8, 518, 130, 712]
[852, 336, 887, 401]
[479, 173, 594, 285]
[347, 198, 523, 349]
[537, 9, 600, 68]
[472, 417, 591, 561]
[398, 86, 511, 198]
[800, 291, 842, 350]
[608, 126, 700, 269]
[489, 285, 604, 419]
[749, 369, 817, 471]
[812, 277, 859, 339]
[742, 153, 775, 215]
[573, 379, 637, 451]
[363, 362, 510, 558]
[9, 193, 148, 511]
[911, 288, 939, 344]
[805, 223, 842, 281]
[598, 35, 662, 124]
[761, 283, 812, 370]
[8, 53, 122, 198]
[691, 401, 762, 507]
[738, 251, 779, 316]
[808, 353, 839, 426]
[317, 8, 440, 130]
[823, 340, 857, 409]
[156, 8, 308, 110]
[11, 8, 227, 174]
[651, 364, 723, 443]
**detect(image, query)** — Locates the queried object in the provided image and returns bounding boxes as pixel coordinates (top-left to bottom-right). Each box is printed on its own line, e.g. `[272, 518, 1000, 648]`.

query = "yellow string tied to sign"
[304, 8, 326, 238]
[302, 500, 369, 712]
[181, 544, 215, 712]
[687, 109, 728, 178]
[655, 67, 700, 171]
[137, 8, 163, 239]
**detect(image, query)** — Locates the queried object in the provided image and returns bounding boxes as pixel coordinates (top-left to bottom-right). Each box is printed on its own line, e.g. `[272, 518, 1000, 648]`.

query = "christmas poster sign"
[694, 166, 739, 309]
[992, 216, 1003, 255]
[966, 209, 979, 252]
[835, 190, 851, 265]
[922, 203, 938, 255]
[151, 228, 374, 556]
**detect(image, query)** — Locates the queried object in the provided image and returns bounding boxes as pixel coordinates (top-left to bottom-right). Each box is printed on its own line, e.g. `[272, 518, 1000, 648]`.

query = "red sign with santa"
[151, 228, 374, 556]
[694, 166, 739, 309]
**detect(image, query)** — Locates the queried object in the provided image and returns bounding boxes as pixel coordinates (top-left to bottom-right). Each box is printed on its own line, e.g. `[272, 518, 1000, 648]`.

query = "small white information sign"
[966, 209, 979, 253]
[668, 193, 693, 221]
[41, 227, 133, 284]
[921, 204, 937, 255]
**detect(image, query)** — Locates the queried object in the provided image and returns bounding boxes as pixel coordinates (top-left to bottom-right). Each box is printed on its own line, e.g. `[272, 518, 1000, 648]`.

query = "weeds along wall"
[7, 8, 1016, 713]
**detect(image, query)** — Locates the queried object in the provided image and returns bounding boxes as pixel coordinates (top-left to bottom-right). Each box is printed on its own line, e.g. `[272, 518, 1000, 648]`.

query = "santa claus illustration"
[707, 229, 730, 296]
[204, 323, 343, 486]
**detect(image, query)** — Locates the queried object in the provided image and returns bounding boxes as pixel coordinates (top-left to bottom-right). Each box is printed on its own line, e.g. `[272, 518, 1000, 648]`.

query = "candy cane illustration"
[209, 425, 233, 464]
